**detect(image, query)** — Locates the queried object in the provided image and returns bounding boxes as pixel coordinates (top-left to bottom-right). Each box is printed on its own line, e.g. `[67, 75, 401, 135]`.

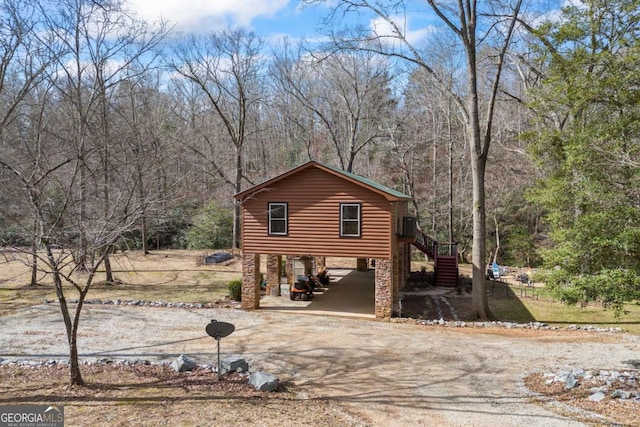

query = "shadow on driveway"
[259, 268, 375, 319]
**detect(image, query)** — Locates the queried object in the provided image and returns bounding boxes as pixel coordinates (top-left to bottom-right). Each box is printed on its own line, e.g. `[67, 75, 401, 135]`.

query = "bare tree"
[400, 64, 470, 243]
[39, 0, 167, 268]
[266, 44, 324, 170]
[273, 41, 395, 173]
[0, 0, 169, 386]
[112, 77, 177, 254]
[169, 28, 266, 249]
[33, 151, 146, 387]
[0, 0, 61, 285]
[0, 77, 89, 386]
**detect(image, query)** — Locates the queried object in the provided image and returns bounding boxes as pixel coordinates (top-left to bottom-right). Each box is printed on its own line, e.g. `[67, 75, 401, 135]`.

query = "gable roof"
[234, 160, 412, 202]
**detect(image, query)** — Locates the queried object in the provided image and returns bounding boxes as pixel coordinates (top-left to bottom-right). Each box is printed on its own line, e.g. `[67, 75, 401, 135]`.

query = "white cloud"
[528, 0, 581, 29]
[370, 14, 435, 45]
[126, 0, 290, 31]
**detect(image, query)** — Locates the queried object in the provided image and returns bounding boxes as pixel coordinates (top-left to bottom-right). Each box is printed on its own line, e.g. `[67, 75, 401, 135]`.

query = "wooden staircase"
[412, 230, 459, 287]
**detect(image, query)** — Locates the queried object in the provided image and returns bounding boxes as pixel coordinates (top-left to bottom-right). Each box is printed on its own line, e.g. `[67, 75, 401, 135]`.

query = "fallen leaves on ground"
[525, 370, 640, 427]
[0, 364, 367, 427]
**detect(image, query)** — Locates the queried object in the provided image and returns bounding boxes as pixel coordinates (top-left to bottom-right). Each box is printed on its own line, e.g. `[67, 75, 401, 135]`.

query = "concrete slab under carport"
[259, 268, 376, 319]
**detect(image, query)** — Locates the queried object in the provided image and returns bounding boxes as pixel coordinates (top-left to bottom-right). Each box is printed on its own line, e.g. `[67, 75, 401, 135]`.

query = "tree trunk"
[30, 220, 38, 287]
[68, 332, 84, 386]
[469, 132, 492, 320]
[141, 216, 149, 254]
[136, 150, 149, 255]
[233, 201, 241, 250]
[68, 290, 88, 386]
[233, 145, 243, 250]
[45, 242, 84, 386]
[431, 112, 437, 236]
[493, 215, 500, 263]
[447, 108, 454, 244]
[104, 250, 114, 283]
[467, 42, 493, 320]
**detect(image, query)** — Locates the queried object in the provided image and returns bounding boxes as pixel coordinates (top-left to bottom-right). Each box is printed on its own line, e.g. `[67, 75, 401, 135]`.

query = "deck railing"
[436, 242, 458, 257]
[414, 230, 437, 257]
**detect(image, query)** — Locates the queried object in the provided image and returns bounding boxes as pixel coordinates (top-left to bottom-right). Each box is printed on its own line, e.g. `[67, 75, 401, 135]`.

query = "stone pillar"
[356, 258, 368, 272]
[303, 256, 313, 276]
[242, 252, 261, 310]
[266, 255, 282, 296]
[374, 258, 393, 318]
[285, 256, 294, 285]
[316, 256, 326, 271]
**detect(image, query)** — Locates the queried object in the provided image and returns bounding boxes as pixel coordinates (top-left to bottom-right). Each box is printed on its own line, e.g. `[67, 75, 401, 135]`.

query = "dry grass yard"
[0, 250, 240, 313]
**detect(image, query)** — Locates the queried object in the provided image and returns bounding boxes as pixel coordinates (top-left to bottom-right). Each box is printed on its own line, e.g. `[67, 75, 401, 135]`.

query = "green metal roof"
[234, 160, 413, 201]
[316, 162, 413, 200]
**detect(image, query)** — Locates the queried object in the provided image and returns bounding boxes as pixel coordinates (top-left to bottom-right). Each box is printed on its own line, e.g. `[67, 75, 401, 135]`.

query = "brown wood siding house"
[233, 161, 414, 318]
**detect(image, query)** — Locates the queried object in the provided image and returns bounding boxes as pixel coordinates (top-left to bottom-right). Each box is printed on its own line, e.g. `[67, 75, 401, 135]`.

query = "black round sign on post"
[206, 320, 235, 340]
[206, 320, 235, 380]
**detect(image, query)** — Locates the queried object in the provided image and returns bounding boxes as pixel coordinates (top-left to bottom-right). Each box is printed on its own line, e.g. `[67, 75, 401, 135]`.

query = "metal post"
[217, 336, 221, 381]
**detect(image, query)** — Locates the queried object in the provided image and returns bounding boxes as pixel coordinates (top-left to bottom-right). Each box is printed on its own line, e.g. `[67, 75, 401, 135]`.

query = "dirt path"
[1, 303, 638, 426]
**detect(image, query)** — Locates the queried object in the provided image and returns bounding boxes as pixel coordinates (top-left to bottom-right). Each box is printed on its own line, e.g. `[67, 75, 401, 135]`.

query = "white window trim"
[268, 202, 288, 235]
[340, 203, 361, 237]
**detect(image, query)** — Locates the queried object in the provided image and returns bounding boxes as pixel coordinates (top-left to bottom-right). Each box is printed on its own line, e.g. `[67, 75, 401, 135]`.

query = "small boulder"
[565, 375, 579, 390]
[221, 357, 249, 374]
[249, 371, 279, 392]
[611, 389, 633, 400]
[588, 391, 606, 402]
[171, 354, 197, 372]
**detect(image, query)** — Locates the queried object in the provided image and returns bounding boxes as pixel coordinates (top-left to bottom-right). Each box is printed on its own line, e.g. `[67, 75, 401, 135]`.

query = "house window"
[268, 202, 288, 235]
[340, 203, 361, 237]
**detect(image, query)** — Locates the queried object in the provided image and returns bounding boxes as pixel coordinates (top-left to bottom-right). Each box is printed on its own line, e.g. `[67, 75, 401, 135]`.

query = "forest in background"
[0, 0, 639, 314]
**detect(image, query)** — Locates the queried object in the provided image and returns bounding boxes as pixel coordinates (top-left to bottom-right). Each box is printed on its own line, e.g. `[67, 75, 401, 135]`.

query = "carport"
[260, 266, 376, 318]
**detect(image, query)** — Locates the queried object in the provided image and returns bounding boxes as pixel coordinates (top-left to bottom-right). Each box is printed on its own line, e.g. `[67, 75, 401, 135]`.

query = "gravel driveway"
[1, 303, 638, 426]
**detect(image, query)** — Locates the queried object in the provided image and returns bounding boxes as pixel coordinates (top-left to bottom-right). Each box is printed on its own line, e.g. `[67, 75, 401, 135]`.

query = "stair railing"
[415, 229, 437, 256]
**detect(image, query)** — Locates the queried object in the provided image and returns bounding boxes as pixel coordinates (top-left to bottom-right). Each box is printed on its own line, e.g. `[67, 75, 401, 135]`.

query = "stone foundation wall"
[266, 255, 281, 296]
[242, 252, 260, 310]
[285, 256, 294, 285]
[374, 258, 392, 318]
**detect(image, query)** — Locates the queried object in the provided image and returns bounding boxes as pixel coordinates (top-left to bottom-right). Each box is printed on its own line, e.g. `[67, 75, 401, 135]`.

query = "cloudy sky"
[125, 0, 329, 38]
[124, 0, 442, 45]
[122, 0, 561, 47]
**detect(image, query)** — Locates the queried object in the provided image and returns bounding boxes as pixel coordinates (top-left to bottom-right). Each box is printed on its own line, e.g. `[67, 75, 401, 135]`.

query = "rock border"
[0, 355, 280, 393]
[43, 298, 631, 334]
[44, 298, 241, 310]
